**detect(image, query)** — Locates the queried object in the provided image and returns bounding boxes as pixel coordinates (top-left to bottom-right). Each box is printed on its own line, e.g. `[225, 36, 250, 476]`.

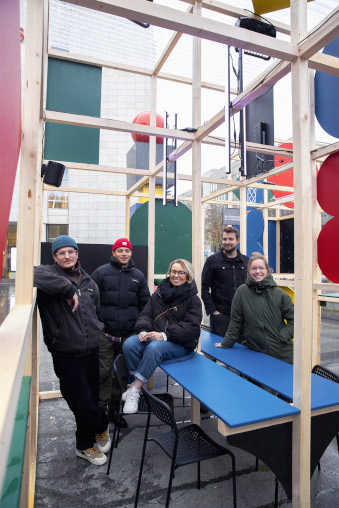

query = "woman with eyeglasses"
[122, 259, 202, 413]
[215, 252, 294, 364]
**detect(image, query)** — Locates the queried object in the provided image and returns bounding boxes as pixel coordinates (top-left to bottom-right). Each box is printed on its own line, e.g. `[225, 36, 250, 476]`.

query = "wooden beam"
[298, 5, 339, 60]
[290, 1, 312, 504]
[181, 0, 292, 36]
[49, 49, 234, 93]
[44, 110, 195, 141]
[44, 184, 127, 196]
[311, 140, 339, 160]
[309, 52, 339, 77]
[64, 0, 298, 61]
[43, 159, 151, 177]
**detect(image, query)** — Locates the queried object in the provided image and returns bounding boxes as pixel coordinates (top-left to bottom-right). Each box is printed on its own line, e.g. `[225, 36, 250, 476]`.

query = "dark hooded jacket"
[91, 256, 150, 337]
[34, 263, 104, 356]
[134, 277, 202, 352]
[221, 272, 294, 364]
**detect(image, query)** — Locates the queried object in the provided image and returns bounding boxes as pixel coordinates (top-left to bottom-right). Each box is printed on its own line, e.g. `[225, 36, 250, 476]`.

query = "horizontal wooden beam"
[43, 159, 150, 176]
[39, 390, 62, 400]
[44, 110, 195, 141]
[44, 184, 127, 196]
[64, 0, 298, 61]
[49, 49, 232, 93]
[309, 52, 339, 77]
[298, 6, 339, 60]
[311, 141, 339, 160]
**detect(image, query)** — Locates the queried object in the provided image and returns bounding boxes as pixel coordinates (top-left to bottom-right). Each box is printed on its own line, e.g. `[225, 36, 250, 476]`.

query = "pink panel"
[0, 0, 21, 274]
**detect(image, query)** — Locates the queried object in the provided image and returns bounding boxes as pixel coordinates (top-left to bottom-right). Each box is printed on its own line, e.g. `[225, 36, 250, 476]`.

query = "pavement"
[1, 280, 338, 507]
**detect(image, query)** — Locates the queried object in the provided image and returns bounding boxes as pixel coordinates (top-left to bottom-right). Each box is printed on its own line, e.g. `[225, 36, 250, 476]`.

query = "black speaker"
[41, 161, 66, 187]
[235, 17, 276, 38]
[245, 87, 274, 178]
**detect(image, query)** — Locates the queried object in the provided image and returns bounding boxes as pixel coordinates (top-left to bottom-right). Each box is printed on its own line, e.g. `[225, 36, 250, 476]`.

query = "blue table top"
[160, 353, 300, 428]
[200, 330, 339, 411]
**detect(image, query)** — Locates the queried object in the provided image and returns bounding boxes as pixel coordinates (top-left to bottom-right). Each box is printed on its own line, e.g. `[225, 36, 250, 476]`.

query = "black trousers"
[210, 312, 231, 338]
[52, 348, 109, 450]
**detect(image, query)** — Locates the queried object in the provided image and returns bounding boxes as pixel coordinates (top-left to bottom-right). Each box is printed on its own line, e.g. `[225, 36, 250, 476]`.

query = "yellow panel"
[279, 285, 294, 303]
[252, 0, 314, 15]
[138, 184, 162, 204]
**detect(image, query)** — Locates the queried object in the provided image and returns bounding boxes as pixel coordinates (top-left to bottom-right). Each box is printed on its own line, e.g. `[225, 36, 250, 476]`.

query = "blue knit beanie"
[52, 235, 78, 255]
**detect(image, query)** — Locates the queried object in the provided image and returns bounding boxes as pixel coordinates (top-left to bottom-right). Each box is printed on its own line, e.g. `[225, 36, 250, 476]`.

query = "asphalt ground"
[34, 311, 339, 508]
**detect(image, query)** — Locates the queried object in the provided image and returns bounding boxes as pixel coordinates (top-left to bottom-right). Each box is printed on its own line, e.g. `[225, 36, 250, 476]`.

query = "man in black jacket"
[91, 238, 150, 426]
[34, 235, 110, 466]
[202, 226, 249, 337]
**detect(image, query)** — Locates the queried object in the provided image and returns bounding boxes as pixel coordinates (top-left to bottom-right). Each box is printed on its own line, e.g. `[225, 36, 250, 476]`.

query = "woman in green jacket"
[215, 252, 294, 364]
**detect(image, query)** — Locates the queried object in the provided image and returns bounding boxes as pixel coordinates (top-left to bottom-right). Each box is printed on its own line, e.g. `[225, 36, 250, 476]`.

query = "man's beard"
[223, 245, 237, 254]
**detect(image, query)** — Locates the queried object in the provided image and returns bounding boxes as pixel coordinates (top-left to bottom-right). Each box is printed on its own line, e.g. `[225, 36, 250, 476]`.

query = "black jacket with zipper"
[134, 278, 202, 351]
[201, 248, 249, 315]
[91, 256, 150, 337]
[34, 263, 104, 356]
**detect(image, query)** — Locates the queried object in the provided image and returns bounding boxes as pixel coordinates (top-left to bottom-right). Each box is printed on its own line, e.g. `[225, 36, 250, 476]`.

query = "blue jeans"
[122, 335, 189, 384]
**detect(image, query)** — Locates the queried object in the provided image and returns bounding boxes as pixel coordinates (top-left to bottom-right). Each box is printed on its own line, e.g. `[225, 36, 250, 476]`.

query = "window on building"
[46, 224, 69, 242]
[47, 168, 69, 208]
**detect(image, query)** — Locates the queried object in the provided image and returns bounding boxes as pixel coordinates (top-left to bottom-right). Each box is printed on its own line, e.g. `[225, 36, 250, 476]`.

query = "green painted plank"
[0, 377, 31, 508]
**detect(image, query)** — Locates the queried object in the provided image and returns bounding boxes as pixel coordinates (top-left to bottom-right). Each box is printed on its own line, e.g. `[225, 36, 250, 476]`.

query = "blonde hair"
[167, 259, 195, 283]
[248, 252, 270, 273]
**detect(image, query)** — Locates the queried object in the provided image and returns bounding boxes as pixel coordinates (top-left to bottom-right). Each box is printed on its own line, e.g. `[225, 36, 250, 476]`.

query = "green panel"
[45, 58, 101, 164]
[130, 200, 192, 275]
[45, 124, 100, 164]
[0, 377, 31, 508]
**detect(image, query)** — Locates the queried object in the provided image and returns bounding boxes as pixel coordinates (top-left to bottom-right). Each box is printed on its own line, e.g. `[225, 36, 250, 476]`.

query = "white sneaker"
[122, 383, 134, 401]
[95, 428, 111, 453]
[76, 446, 107, 466]
[123, 387, 141, 414]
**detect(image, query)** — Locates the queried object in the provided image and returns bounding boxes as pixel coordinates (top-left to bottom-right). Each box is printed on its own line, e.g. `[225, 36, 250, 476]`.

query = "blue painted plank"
[160, 353, 299, 428]
[200, 330, 339, 411]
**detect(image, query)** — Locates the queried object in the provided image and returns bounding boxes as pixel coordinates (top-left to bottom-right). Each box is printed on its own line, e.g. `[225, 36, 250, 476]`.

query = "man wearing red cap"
[91, 238, 150, 426]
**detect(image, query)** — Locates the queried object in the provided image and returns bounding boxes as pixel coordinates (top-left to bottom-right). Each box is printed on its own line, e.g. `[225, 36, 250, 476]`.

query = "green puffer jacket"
[221, 272, 294, 364]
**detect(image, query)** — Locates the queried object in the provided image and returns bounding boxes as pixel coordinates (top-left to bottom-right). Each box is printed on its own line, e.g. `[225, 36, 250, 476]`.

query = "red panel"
[268, 142, 294, 209]
[317, 152, 339, 283]
[0, 0, 21, 272]
[317, 152, 339, 216]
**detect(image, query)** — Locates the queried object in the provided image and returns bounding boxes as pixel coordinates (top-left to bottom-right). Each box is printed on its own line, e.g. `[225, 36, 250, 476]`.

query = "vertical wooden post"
[240, 184, 247, 255]
[310, 73, 321, 366]
[191, 0, 202, 296]
[290, 1, 313, 506]
[147, 75, 157, 293]
[276, 210, 281, 273]
[125, 195, 130, 239]
[263, 188, 268, 259]
[15, 0, 44, 304]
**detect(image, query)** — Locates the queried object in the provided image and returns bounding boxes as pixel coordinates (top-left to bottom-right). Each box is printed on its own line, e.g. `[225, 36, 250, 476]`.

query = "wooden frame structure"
[1, 0, 339, 506]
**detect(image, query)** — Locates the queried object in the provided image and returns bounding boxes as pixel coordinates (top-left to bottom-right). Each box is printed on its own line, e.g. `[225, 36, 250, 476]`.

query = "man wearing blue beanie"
[34, 235, 110, 466]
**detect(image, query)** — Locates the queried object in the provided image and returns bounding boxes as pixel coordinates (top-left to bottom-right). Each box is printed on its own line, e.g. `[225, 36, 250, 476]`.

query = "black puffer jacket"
[91, 256, 150, 337]
[135, 278, 202, 351]
[34, 263, 104, 356]
[201, 249, 249, 315]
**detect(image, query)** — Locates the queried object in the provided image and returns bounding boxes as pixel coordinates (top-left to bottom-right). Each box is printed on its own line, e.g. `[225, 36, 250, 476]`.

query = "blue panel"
[315, 38, 339, 139]
[247, 209, 264, 255]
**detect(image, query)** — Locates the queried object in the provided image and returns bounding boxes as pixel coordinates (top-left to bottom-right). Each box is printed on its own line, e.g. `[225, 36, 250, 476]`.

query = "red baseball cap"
[112, 238, 132, 252]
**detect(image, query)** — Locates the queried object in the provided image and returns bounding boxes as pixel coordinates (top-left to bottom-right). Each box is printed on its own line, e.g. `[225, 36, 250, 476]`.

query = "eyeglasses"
[170, 270, 186, 277]
[55, 249, 77, 257]
[250, 266, 266, 271]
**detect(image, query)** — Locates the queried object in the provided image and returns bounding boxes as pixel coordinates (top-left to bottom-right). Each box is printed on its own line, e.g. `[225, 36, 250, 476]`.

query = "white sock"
[131, 385, 141, 393]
